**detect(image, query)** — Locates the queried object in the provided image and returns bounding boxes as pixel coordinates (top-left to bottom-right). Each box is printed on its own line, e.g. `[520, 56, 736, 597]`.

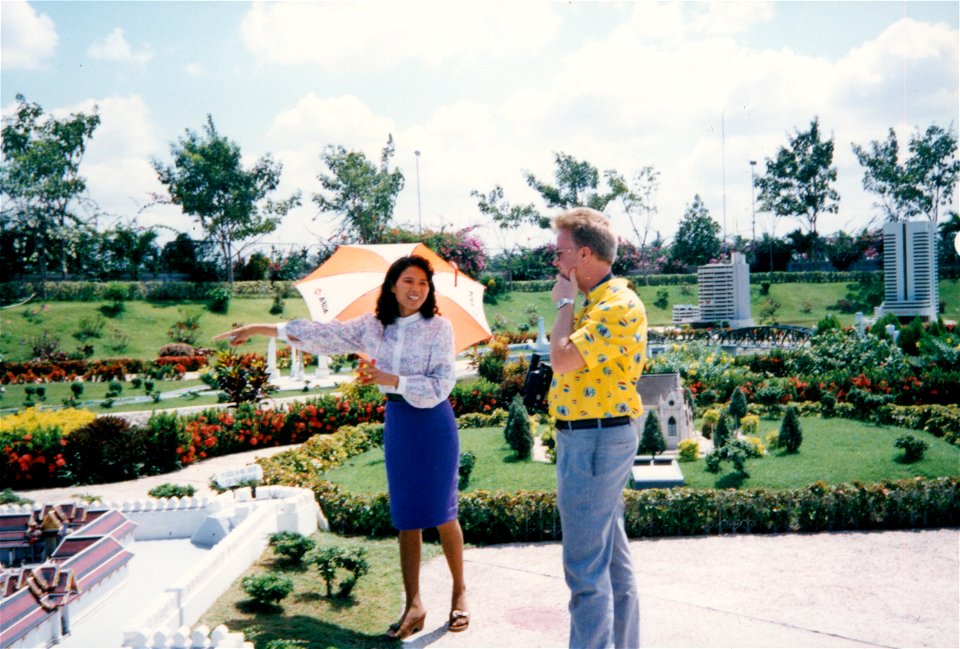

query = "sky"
[2, 0, 958, 259]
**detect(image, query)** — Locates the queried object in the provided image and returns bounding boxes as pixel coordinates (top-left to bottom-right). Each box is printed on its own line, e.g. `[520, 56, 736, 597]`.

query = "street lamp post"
[749, 160, 757, 242]
[414, 150, 422, 233]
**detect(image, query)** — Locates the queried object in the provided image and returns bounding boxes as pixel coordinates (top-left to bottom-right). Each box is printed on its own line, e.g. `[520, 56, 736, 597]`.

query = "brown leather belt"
[555, 416, 632, 430]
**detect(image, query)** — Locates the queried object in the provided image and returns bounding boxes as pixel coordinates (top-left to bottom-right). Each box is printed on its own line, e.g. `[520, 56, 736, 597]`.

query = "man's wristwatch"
[556, 298, 575, 310]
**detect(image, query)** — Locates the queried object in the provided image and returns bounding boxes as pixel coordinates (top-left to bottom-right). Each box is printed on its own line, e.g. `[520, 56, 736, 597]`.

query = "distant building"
[673, 252, 753, 327]
[876, 220, 939, 320]
[636, 372, 694, 450]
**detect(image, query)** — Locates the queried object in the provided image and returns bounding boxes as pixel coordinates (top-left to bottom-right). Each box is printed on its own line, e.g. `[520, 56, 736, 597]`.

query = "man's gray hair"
[552, 207, 618, 264]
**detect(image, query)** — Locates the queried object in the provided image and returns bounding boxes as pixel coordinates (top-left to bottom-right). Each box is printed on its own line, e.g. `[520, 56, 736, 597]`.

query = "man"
[549, 206, 647, 648]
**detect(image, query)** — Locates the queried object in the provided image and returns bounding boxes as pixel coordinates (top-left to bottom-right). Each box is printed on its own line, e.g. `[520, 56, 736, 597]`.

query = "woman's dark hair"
[375, 255, 439, 325]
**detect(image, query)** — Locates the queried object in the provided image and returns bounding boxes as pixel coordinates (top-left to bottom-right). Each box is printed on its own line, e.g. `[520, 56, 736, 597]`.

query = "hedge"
[306, 477, 960, 542]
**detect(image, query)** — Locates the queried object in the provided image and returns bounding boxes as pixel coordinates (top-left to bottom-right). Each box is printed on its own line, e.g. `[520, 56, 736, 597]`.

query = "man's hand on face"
[552, 266, 579, 302]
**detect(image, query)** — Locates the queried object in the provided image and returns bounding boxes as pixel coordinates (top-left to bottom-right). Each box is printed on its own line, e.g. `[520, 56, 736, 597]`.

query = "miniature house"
[635, 372, 694, 450]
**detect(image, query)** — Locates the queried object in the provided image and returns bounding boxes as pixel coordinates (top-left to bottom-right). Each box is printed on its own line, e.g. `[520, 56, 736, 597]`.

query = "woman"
[214, 255, 469, 639]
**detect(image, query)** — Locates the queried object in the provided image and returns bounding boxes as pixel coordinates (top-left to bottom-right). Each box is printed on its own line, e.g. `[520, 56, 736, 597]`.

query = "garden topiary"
[269, 531, 316, 564]
[148, 483, 196, 499]
[713, 414, 732, 450]
[159, 342, 197, 357]
[241, 573, 294, 607]
[894, 434, 929, 463]
[638, 413, 666, 458]
[728, 387, 748, 428]
[779, 405, 803, 453]
[503, 395, 533, 460]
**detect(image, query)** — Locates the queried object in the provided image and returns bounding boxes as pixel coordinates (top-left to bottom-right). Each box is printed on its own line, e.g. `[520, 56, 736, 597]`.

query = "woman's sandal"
[447, 609, 470, 633]
[385, 613, 426, 640]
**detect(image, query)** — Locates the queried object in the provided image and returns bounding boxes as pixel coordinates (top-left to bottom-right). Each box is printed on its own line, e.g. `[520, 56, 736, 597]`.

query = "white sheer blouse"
[276, 312, 456, 409]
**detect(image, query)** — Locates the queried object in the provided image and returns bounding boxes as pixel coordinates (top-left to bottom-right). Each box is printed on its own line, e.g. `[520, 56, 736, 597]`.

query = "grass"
[200, 531, 443, 649]
[323, 427, 557, 494]
[680, 417, 960, 490]
[0, 377, 338, 415]
[4, 279, 955, 362]
[323, 418, 959, 495]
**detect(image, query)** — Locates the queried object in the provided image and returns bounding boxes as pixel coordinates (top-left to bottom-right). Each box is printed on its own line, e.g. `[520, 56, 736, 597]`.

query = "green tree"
[609, 166, 661, 282]
[756, 116, 839, 235]
[779, 405, 803, 453]
[524, 152, 626, 212]
[153, 115, 300, 284]
[669, 194, 721, 269]
[728, 387, 748, 430]
[313, 134, 404, 244]
[0, 94, 101, 289]
[103, 222, 159, 280]
[712, 413, 732, 450]
[503, 395, 533, 460]
[852, 124, 959, 223]
[470, 184, 546, 244]
[638, 413, 666, 458]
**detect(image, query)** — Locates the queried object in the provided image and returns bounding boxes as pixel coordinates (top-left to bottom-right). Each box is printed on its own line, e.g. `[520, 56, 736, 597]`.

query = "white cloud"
[240, 1, 561, 70]
[183, 62, 204, 77]
[1, 0, 57, 70]
[88, 27, 153, 65]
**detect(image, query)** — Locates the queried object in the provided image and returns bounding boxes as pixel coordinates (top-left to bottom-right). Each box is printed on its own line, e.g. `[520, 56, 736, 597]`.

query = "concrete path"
[410, 528, 959, 648]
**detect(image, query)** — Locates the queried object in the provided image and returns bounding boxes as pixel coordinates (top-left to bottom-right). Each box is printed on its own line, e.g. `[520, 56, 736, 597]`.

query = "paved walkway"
[15, 449, 960, 649]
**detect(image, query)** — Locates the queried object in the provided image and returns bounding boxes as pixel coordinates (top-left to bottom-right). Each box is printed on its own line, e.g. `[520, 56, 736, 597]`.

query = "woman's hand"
[357, 358, 399, 388]
[212, 324, 279, 346]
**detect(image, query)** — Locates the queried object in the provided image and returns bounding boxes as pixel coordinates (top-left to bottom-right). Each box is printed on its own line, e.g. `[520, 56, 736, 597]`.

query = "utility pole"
[414, 150, 422, 233]
[749, 160, 757, 241]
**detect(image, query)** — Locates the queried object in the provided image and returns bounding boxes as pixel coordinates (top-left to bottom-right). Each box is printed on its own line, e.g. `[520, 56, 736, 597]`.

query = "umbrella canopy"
[294, 243, 492, 352]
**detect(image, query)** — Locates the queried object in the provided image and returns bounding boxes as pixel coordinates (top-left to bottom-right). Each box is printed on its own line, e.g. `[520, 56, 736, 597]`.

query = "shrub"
[503, 395, 533, 459]
[62, 416, 148, 484]
[159, 342, 197, 357]
[653, 288, 669, 309]
[213, 350, 274, 404]
[739, 414, 760, 435]
[894, 435, 929, 463]
[148, 483, 196, 499]
[167, 309, 203, 346]
[820, 391, 837, 418]
[677, 439, 699, 462]
[704, 438, 753, 477]
[779, 405, 803, 453]
[101, 282, 128, 316]
[458, 451, 477, 490]
[207, 287, 232, 314]
[713, 414, 732, 449]
[728, 387, 748, 426]
[241, 573, 294, 607]
[308, 546, 369, 598]
[638, 414, 666, 457]
[269, 531, 317, 564]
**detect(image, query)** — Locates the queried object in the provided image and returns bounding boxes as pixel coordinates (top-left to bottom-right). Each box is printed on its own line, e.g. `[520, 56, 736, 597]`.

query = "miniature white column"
[854, 312, 865, 336]
[885, 323, 899, 344]
[292, 348, 304, 381]
[266, 337, 280, 382]
[315, 354, 330, 379]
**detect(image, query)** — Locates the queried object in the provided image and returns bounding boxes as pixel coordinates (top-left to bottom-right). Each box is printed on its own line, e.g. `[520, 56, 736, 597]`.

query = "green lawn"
[200, 532, 442, 649]
[4, 279, 955, 362]
[322, 418, 959, 495]
[0, 377, 339, 415]
[322, 427, 557, 494]
[680, 417, 960, 489]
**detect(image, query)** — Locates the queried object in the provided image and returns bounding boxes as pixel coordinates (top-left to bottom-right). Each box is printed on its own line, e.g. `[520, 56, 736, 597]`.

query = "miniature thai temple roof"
[0, 513, 37, 550]
[55, 536, 132, 591]
[72, 509, 136, 541]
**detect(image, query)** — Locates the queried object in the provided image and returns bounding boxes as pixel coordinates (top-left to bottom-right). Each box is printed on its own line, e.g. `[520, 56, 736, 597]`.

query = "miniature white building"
[636, 372, 694, 450]
[876, 220, 940, 320]
[673, 252, 754, 327]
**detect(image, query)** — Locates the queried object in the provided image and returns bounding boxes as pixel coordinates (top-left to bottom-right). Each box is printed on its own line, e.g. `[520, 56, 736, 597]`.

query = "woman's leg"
[396, 529, 427, 624]
[437, 518, 468, 613]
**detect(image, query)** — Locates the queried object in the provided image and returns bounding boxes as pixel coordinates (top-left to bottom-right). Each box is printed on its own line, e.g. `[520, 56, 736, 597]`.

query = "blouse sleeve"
[281, 313, 381, 356]
[400, 318, 457, 409]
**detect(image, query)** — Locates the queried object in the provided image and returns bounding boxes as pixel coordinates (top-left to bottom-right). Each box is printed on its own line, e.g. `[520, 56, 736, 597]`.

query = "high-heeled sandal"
[385, 612, 426, 640]
[448, 609, 470, 633]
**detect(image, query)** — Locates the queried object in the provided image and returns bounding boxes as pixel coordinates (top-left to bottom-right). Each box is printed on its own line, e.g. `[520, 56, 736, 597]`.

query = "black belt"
[555, 416, 632, 430]
[385, 393, 407, 403]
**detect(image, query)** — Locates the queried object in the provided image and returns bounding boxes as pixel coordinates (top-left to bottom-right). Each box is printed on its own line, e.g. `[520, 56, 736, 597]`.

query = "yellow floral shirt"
[548, 277, 647, 420]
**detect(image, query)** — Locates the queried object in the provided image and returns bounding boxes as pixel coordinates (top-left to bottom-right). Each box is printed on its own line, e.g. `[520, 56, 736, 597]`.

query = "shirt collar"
[397, 312, 423, 326]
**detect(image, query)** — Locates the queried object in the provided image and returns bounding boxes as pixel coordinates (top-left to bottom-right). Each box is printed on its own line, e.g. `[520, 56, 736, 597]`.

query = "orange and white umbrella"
[294, 243, 492, 353]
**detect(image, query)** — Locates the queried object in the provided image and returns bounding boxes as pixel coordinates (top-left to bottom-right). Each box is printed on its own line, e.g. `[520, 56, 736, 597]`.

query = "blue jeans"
[556, 423, 640, 649]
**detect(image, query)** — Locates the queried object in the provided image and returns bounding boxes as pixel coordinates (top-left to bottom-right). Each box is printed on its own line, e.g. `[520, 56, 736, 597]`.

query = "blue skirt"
[384, 399, 460, 530]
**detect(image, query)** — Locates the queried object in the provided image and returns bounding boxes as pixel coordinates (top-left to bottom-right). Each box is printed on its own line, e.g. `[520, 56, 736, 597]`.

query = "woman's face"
[391, 265, 430, 317]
